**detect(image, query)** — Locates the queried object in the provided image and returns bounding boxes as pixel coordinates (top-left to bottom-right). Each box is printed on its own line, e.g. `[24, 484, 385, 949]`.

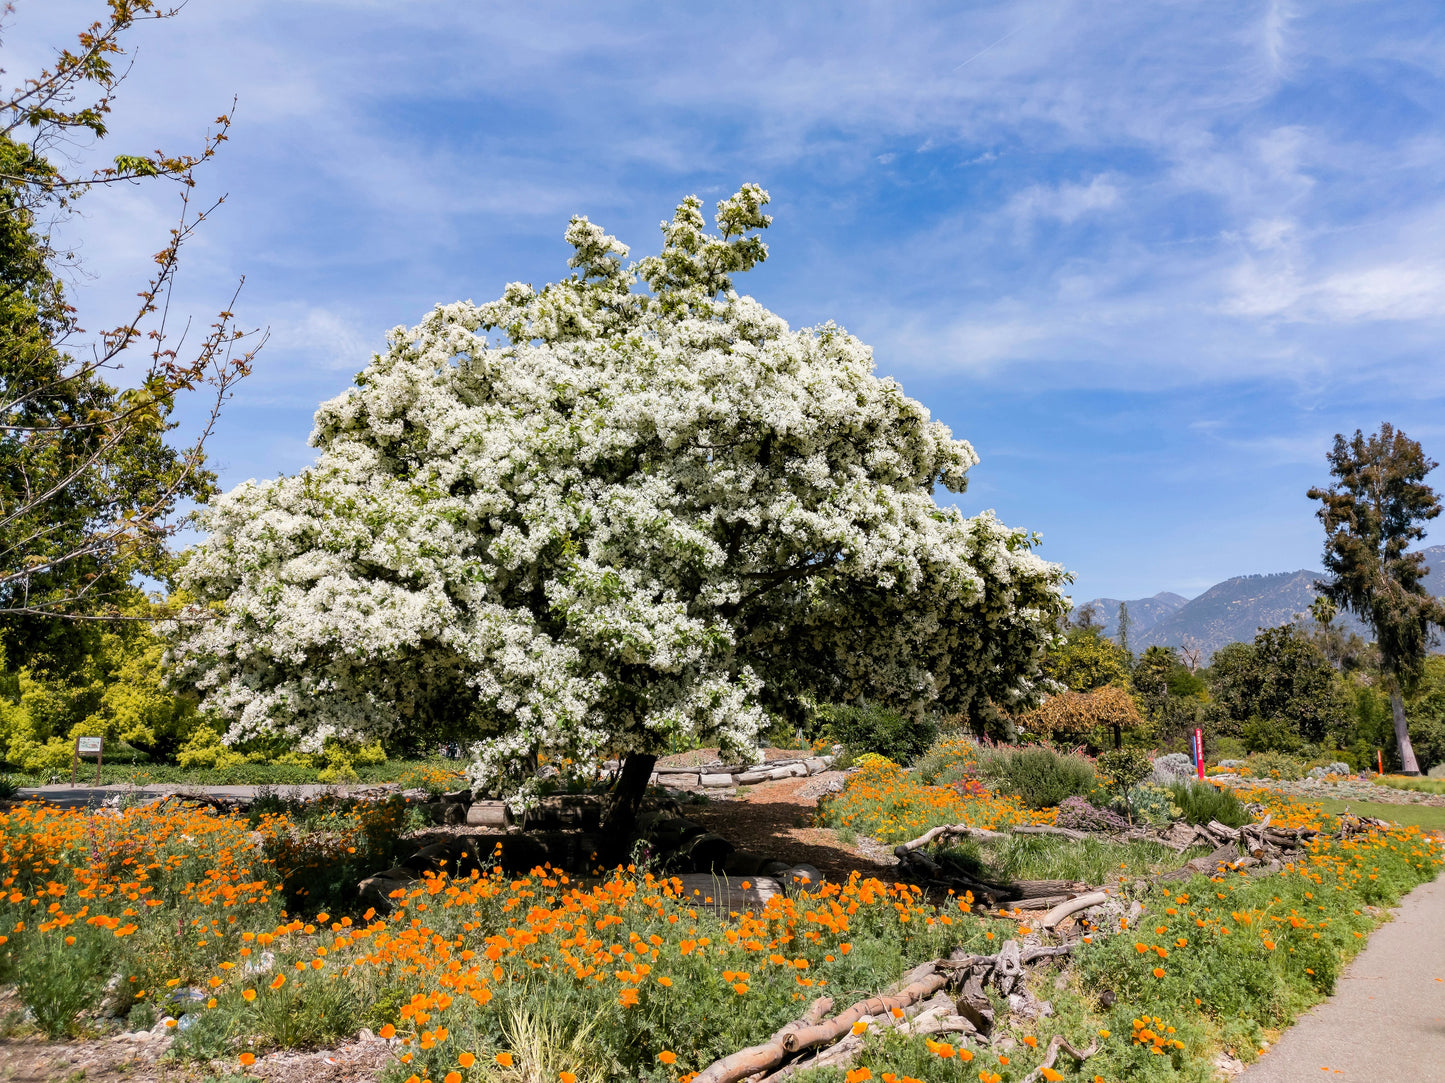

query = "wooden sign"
[72, 735, 104, 785]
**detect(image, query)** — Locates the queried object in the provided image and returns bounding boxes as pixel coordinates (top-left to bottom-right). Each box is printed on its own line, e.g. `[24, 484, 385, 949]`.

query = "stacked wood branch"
[894, 808, 1400, 900]
[692, 940, 1078, 1083]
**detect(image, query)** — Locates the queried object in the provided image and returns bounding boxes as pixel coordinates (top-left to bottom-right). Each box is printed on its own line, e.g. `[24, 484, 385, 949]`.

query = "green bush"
[1169, 780, 1249, 827]
[1242, 714, 1304, 754]
[1123, 782, 1182, 826]
[977, 745, 1098, 808]
[912, 736, 980, 787]
[816, 703, 937, 766]
[1246, 750, 1306, 780]
[1097, 747, 1152, 791]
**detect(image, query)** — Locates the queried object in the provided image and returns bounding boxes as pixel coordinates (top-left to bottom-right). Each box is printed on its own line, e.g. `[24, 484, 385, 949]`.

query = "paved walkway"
[1243, 873, 1445, 1082]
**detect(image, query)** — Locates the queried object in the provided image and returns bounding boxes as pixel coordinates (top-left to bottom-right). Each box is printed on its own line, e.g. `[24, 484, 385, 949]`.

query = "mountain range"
[1072, 545, 1445, 660]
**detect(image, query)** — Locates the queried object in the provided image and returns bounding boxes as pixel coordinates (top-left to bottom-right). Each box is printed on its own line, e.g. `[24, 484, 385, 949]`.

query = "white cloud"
[1005, 175, 1122, 227]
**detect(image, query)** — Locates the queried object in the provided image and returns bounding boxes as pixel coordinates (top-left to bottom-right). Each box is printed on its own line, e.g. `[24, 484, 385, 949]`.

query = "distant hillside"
[1076, 545, 1445, 660]
[1071, 593, 1189, 639]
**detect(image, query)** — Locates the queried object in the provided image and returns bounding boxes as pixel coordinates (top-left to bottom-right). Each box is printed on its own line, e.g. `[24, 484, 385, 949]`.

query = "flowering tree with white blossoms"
[167, 185, 1070, 819]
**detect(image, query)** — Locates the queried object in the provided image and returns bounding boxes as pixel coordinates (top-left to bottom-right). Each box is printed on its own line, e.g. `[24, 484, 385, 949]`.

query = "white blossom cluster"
[167, 186, 1071, 804]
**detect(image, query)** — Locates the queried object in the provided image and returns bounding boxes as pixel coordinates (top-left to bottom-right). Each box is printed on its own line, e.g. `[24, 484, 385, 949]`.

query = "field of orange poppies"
[0, 765, 1439, 1083]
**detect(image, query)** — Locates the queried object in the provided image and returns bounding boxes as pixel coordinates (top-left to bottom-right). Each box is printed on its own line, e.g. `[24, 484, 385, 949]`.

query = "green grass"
[943, 833, 1194, 885]
[1375, 775, 1445, 795]
[1312, 797, 1445, 831]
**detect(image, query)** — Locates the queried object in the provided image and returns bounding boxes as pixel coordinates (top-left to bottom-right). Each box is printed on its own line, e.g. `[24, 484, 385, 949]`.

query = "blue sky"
[9, 1, 1445, 602]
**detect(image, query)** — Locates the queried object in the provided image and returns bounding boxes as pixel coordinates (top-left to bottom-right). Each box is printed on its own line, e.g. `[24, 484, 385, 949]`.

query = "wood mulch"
[687, 771, 901, 885]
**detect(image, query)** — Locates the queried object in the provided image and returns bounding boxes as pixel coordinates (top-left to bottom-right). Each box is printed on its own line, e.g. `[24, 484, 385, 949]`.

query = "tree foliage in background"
[1018, 685, 1142, 749]
[0, 1, 258, 639]
[1205, 624, 1350, 749]
[167, 186, 1071, 815]
[1048, 626, 1129, 693]
[0, 596, 203, 771]
[1307, 424, 1445, 774]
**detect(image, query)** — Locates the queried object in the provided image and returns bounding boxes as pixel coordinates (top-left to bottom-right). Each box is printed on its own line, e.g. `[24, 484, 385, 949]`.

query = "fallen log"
[895, 823, 1009, 854]
[687, 996, 833, 1083]
[697, 940, 1074, 1083]
[780, 961, 953, 1053]
[1040, 890, 1110, 929]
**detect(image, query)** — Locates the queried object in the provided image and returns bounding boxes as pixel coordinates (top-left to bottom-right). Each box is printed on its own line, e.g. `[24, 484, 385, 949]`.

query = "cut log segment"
[1040, 890, 1110, 929]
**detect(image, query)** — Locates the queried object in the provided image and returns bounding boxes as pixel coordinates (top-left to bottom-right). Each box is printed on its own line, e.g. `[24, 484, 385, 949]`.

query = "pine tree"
[1307, 424, 1445, 774]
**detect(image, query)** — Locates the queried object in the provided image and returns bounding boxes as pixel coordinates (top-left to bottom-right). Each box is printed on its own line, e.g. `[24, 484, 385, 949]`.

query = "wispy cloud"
[5, 0, 1444, 599]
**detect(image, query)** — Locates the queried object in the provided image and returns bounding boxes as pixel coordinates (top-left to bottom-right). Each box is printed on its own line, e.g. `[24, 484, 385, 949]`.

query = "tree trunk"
[606, 752, 657, 834]
[1390, 691, 1421, 775]
[1111, 721, 1122, 749]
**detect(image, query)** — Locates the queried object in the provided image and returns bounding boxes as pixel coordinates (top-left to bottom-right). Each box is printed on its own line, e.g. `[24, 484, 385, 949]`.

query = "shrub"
[1017, 686, 1144, 745]
[1169, 780, 1249, 827]
[1242, 714, 1304, 754]
[1096, 747, 1152, 792]
[1246, 751, 1306, 780]
[1122, 782, 1182, 826]
[816, 703, 937, 766]
[977, 745, 1098, 809]
[1053, 795, 1130, 834]
[912, 736, 981, 787]
[1151, 751, 1196, 785]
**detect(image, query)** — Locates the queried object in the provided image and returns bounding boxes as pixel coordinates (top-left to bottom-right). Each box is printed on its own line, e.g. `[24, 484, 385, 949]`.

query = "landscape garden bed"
[0, 741, 1439, 1083]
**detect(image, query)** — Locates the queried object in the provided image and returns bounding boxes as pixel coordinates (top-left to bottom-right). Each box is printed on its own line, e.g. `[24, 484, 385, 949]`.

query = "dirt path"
[687, 771, 900, 884]
[1240, 874, 1445, 1082]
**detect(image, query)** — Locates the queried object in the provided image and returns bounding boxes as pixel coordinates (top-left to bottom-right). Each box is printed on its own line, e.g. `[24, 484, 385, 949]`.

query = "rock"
[422, 800, 466, 825]
[723, 851, 768, 876]
[673, 830, 733, 872]
[700, 772, 735, 787]
[358, 871, 413, 910]
[466, 801, 512, 828]
[673, 873, 783, 915]
[782, 863, 825, 893]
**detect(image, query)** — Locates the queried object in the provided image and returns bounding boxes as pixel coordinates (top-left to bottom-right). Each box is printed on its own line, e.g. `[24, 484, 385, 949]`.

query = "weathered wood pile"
[691, 940, 1096, 1083]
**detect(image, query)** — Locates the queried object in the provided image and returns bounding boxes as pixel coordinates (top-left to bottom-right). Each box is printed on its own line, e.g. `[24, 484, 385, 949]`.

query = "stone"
[700, 773, 735, 787]
[422, 800, 466, 825]
[358, 870, 414, 911]
[673, 873, 783, 915]
[466, 802, 512, 828]
[782, 863, 825, 893]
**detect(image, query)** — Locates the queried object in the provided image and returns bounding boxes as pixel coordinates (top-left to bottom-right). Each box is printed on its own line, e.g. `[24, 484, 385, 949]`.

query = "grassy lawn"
[1313, 797, 1445, 831]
